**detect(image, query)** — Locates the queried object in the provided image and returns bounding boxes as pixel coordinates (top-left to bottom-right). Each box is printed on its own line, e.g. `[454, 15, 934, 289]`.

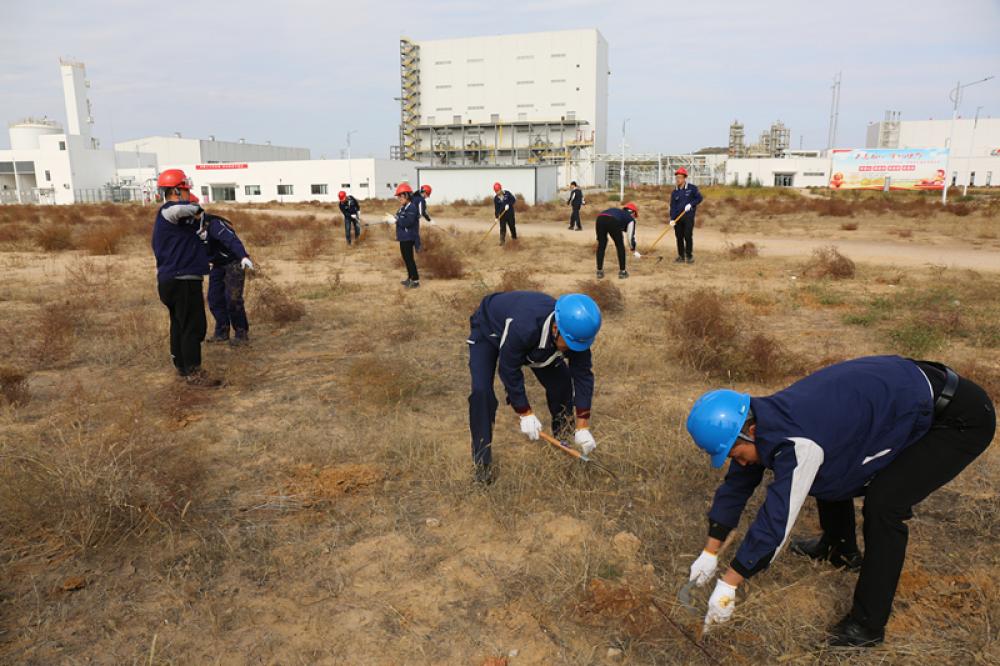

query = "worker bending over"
[197, 195, 254, 346]
[492, 182, 518, 245]
[466, 291, 602, 485]
[684, 355, 995, 647]
[412, 184, 433, 224]
[670, 167, 703, 263]
[338, 191, 361, 245]
[595, 202, 638, 279]
[393, 183, 421, 289]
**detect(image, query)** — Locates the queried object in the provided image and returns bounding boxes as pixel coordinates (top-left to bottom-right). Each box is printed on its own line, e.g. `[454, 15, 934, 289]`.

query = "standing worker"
[393, 183, 421, 289]
[567, 180, 584, 230]
[199, 198, 254, 346]
[151, 169, 220, 387]
[595, 202, 639, 279]
[683, 355, 995, 647]
[466, 291, 602, 485]
[338, 191, 361, 246]
[670, 167, 703, 264]
[492, 182, 518, 245]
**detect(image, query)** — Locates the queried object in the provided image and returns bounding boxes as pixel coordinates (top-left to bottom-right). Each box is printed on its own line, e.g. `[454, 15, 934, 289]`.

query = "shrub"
[420, 236, 466, 279]
[840, 222, 859, 231]
[726, 241, 759, 260]
[251, 276, 305, 323]
[78, 223, 126, 255]
[498, 268, 541, 292]
[817, 198, 854, 217]
[36, 224, 75, 251]
[32, 301, 86, 365]
[344, 356, 423, 408]
[0, 367, 29, 406]
[802, 246, 855, 279]
[575, 279, 625, 315]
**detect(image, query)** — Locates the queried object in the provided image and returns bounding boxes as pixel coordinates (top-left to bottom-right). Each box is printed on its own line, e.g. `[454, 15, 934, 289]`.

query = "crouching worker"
[683, 355, 995, 647]
[466, 291, 602, 485]
[197, 196, 254, 346]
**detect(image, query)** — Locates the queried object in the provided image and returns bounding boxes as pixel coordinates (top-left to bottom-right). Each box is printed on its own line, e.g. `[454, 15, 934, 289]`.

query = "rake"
[538, 431, 617, 480]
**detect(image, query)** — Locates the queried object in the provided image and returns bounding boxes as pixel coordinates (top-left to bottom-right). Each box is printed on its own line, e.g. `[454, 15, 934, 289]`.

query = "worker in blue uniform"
[595, 202, 638, 279]
[684, 356, 995, 647]
[393, 183, 421, 288]
[338, 190, 361, 245]
[492, 182, 518, 245]
[197, 196, 254, 346]
[466, 291, 602, 484]
[669, 167, 703, 263]
[567, 181, 584, 230]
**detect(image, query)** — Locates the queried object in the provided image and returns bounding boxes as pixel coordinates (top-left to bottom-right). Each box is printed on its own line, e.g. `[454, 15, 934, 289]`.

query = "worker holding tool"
[151, 169, 221, 387]
[196, 196, 254, 347]
[338, 190, 361, 245]
[595, 202, 638, 279]
[492, 182, 518, 245]
[466, 291, 602, 485]
[670, 167, 703, 263]
[567, 181, 584, 230]
[393, 183, 421, 288]
[684, 356, 995, 647]
[413, 184, 433, 224]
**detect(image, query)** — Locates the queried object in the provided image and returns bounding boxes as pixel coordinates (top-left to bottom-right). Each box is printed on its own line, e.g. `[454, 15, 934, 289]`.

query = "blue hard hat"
[686, 389, 751, 468]
[554, 294, 602, 352]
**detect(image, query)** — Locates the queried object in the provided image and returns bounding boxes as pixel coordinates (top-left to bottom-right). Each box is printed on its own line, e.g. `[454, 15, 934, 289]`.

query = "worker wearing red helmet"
[393, 183, 421, 288]
[150, 169, 221, 387]
[670, 167, 704, 264]
[338, 190, 362, 245]
[594, 202, 638, 279]
[492, 182, 518, 245]
[412, 184, 433, 226]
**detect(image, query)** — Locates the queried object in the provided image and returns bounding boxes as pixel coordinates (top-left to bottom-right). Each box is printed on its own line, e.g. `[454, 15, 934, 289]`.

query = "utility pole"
[826, 72, 842, 151]
[620, 118, 630, 201]
[943, 75, 994, 204]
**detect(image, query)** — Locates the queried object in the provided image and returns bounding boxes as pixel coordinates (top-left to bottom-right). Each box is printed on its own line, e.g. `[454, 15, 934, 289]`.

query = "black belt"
[934, 367, 960, 417]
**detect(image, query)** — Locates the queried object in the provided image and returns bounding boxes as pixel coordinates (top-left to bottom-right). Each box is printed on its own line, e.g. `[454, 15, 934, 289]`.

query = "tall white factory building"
[399, 29, 609, 188]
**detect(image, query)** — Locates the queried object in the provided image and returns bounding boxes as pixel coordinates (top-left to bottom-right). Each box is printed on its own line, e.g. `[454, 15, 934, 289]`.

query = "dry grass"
[802, 245, 856, 279]
[250, 275, 306, 323]
[575, 279, 625, 315]
[36, 224, 75, 251]
[726, 241, 759, 259]
[78, 222, 127, 255]
[497, 268, 541, 292]
[418, 233, 466, 279]
[0, 366, 29, 406]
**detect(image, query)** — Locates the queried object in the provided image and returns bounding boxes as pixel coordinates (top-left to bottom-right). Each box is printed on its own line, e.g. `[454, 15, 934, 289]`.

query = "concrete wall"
[725, 157, 831, 188]
[415, 166, 559, 204]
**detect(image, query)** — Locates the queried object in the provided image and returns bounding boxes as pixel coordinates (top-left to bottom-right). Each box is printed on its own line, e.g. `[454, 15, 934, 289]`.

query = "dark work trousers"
[157, 278, 207, 375]
[344, 215, 360, 244]
[569, 207, 582, 230]
[596, 216, 627, 272]
[207, 262, 249, 337]
[467, 328, 575, 466]
[812, 375, 995, 631]
[499, 212, 517, 241]
[399, 241, 419, 281]
[675, 217, 694, 259]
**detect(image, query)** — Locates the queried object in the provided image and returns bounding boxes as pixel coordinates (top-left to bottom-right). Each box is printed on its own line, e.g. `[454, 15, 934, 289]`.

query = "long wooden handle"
[477, 220, 499, 246]
[538, 431, 583, 459]
[647, 209, 686, 252]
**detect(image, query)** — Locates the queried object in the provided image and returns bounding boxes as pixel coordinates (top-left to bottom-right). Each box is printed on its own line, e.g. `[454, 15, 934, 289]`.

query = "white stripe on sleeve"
[775, 437, 825, 558]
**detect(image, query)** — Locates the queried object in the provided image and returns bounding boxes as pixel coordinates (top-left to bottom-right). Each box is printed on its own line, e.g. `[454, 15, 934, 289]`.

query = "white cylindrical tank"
[9, 118, 64, 150]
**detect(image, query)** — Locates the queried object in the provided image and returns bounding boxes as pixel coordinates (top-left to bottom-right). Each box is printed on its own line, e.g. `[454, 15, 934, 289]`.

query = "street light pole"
[942, 75, 994, 205]
[619, 118, 630, 201]
[347, 130, 357, 195]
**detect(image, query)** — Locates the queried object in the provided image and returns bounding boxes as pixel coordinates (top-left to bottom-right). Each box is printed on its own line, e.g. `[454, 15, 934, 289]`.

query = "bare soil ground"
[0, 192, 998, 665]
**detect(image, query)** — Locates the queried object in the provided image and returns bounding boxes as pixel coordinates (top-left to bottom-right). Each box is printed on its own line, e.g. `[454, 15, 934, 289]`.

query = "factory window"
[467, 83, 484, 87]
[551, 53, 567, 58]
[467, 58, 484, 63]
[491, 114, 500, 123]
[516, 80, 534, 85]
[202, 186, 210, 197]
[803, 172, 825, 177]
[969, 171, 976, 186]
[453, 115, 462, 124]
[468, 105, 484, 110]
[435, 107, 452, 112]
[425, 116, 435, 124]
[516, 104, 534, 108]
[518, 113, 527, 121]
[434, 60, 452, 65]
[245, 185, 261, 196]
[551, 78, 566, 83]
[986, 171, 992, 187]
[551, 103, 566, 108]
[277, 184, 294, 195]
[58, 141, 66, 151]
[311, 184, 328, 195]
[44, 170, 51, 182]
[566, 111, 576, 120]
[516, 55, 534, 60]
[774, 173, 794, 187]
[341, 183, 350, 188]
[435, 85, 452, 89]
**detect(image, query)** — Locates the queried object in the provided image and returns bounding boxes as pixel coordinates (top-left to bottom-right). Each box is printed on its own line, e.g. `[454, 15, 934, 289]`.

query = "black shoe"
[596, 270, 604, 279]
[206, 334, 229, 343]
[406, 280, 420, 289]
[618, 270, 629, 279]
[674, 257, 685, 263]
[474, 463, 495, 486]
[827, 615, 884, 648]
[400, 279, 412, 286]
[499, 237, 506, 246]
[686, 257, 695, 264]
[790, 536, 863, 572]
[229, 331, 249, 347]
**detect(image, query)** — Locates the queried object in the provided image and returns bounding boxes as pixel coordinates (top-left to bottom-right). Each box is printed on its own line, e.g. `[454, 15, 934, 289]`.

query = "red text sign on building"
[195, 163, 248, 170]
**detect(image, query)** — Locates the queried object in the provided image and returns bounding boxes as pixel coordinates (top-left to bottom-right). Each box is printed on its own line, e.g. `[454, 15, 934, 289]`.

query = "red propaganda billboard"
[829, 149, 949, 191]
[195, 163, 248, 170]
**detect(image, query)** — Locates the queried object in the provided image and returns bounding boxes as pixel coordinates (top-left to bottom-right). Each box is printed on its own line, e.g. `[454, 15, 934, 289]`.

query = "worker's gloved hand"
[519, 413, 543, 441]
[575, 428, 597, 456]
[704, 579, 737, 630]
[351, 214, 359, 221]
[688, 550, 718, 586]
[240, 257, 254, 271]
[684, 203, 692, 212]
[633, 251, 642, 258]
[196, 222, 208, 242]
[504, 205, 510, 211]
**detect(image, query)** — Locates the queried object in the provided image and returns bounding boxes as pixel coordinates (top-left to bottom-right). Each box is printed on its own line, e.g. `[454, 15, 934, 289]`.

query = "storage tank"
[9, 118, 64, 150]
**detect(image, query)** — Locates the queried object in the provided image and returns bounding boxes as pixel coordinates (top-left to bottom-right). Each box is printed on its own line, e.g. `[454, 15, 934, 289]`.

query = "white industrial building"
[416, 165, 558, 205]
[725, 152, 830, 188]
[163, 158, 418, 204]
[1, 59, 158, 204]
[398, 29, 609, 188]
[866, 114, 1000, 187]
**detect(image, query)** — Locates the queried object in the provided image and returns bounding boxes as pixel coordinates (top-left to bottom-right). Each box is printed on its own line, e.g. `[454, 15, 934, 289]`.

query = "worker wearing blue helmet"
[683, 356, 995, 648]
[466, 291, 602, 485]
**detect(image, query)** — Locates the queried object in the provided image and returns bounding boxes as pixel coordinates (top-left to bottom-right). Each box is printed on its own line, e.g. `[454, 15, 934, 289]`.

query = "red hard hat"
[338, 191, 347, 201]
[623, 202, 639, 217]
[420, 184, 432, 196]
[675, 167, 689, 177]
[493, 182, 502, 192]
[188, 194, 200, 204]
[395, 183, 413, 196]
[157, 168, 192, 189]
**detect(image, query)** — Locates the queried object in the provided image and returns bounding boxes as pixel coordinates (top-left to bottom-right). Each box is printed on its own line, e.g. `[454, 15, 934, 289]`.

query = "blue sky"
[2, 0, 999, 157]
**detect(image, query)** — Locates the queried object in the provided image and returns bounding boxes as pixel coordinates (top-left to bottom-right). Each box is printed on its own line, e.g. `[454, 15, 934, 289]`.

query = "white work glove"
[574, 428, 596, 456]
[684, 203, 692, 212]
[504, 204, 510, 211]
[688, 550, 718, 587]
[240, 257, 254, 271]
[633, 250, 642, 258]
[351, 214, 359, 221]
[519, 413, 543, 441]
[704, 579, 737, 630]
[196, 226, 208, 242]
